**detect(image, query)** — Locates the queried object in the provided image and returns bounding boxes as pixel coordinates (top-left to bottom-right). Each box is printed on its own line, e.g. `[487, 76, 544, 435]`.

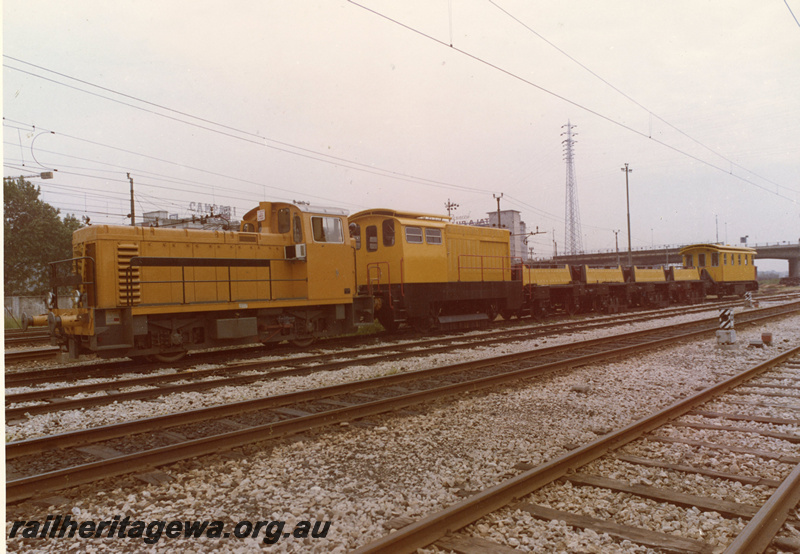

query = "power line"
[487, 0, 797, 196]
[346, 0, 798, 202]
[785, 0, 800, 28]
[3, 59, 498, 197]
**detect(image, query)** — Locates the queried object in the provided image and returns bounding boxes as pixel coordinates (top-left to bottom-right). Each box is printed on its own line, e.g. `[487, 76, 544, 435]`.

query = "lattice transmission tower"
[562, 120, 583, 254]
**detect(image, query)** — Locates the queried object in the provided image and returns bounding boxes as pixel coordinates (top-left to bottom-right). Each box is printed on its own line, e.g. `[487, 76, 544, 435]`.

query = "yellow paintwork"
[523, 266, 572, 286]
[680, 243, 757, 283]
[349, 209, 513, 289]
[632, 267, 667, 283]
[62, 202, 356, 337]
[672, 267, 700, 281]
[585, 267, 625, 284]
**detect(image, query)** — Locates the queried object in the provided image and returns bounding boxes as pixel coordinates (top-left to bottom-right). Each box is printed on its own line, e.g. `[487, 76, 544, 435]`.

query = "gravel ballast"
[6, 308, 800, 553]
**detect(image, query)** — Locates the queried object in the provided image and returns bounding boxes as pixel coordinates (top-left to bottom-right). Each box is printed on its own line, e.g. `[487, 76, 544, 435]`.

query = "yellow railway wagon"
[348, 209, 522, 331]
[38, 202, 368, 360]
[680, 243, 758, 296]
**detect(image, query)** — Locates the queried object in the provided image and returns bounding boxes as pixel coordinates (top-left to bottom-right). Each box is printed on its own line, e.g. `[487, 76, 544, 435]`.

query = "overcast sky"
[4, 1, 799, 270]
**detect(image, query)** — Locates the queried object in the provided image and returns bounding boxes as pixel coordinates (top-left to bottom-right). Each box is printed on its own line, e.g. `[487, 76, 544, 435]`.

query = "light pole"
[613, 229, 620, 266]
[493, 193, 503, 228]
[621, 163, 633, 266]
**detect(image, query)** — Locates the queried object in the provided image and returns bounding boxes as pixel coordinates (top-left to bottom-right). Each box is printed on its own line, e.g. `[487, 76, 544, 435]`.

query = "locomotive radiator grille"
[117, 243, 141, 305]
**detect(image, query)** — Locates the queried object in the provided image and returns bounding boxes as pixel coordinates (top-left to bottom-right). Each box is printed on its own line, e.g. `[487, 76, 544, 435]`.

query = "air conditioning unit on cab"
[285, 243, 307, 260]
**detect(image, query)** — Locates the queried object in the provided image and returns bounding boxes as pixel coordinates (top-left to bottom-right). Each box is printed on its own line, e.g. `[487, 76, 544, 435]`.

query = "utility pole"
[127, 172, 135, 226]
[493, 193, 503, 228]
[445, 199, 459, 217]
[621, 163, 633, 266]
[614, 229, 620, 265]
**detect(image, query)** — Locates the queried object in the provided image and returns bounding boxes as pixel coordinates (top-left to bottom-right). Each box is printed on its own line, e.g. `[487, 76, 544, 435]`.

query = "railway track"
[6, 300, 799, 504]
[352, 346, 800, 553]
[5, 292, 796, 370]
[4, 300, 778, 418]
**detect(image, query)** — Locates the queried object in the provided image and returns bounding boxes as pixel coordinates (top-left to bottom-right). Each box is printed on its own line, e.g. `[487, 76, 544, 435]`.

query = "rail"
[125, 256, 307, 306]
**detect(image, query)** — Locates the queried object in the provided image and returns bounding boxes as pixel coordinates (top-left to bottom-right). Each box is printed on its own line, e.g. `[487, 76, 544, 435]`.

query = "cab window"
[698, 253, 706, 267]
[349, 223, 361, 250]
[383, 220, 395, 247]
[684, 255, 693, 268]
[278, 208, 291, 233]
[405, 226, 423, 244]
[366, 225, 378, 252]
[425, 228, 442, 245]
[711, 253, 719, 266]
[311, 217, 344, 243]
[723, 253, 727, 265]
[293, 215, 303, 243]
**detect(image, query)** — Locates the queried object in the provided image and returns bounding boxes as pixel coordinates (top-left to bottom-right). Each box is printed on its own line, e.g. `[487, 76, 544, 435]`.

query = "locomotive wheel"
[485, 304, 499, 322]
[153, 350, 187, 363]
[290, 337, 316, 348]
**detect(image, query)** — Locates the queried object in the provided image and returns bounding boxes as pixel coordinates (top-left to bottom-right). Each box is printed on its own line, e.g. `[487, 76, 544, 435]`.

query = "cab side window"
[405, 226, 423, 244]
[293, 215, 303, 243]
[383, 220, 395, 247]
[311, 217, 344, 243]
[366, 225, 378, 252]
[350, 223, 361, 250]
[278, 208, 291, 233]
[425, 228, 442, 244]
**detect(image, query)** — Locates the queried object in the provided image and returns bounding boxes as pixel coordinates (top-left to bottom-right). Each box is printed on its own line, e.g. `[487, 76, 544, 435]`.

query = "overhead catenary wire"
[345, 0, 798, 203]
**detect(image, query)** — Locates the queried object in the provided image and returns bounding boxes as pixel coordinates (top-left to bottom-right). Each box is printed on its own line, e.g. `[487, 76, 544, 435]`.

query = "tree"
[4, 176, 83, 296]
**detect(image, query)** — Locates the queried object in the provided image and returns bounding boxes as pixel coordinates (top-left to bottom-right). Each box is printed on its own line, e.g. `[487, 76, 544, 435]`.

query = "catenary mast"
[562, 121, 583, 255]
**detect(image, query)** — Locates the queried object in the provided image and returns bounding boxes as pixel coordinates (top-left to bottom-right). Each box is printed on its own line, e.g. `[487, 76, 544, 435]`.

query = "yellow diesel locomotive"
[348, 209, 523, 331]
[29, 202, 371, 360]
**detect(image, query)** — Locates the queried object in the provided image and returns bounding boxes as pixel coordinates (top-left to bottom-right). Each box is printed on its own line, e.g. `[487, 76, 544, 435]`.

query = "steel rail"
[7, 306, 799, 503]
[350, 345, 800, 554]
[4, 294, 767, 384]
[4, 302, 755, 412]
[12, 303, 792, 456]
[723, 462, 800, 553]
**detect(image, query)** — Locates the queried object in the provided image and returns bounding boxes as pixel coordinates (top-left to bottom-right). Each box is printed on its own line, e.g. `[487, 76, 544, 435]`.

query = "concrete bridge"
[550, 242, 800, 278]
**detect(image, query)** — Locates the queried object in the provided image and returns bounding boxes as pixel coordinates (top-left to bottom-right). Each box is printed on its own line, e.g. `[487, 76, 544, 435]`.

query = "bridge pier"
[790, 257, 800, 279]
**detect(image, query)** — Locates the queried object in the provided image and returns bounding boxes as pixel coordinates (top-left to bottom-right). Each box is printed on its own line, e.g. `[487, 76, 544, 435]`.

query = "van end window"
[311, 216, 344, 243]
[383, 220, 395, 247]
[425, 228, 442, 244]
[278, 208, 291, 233]
[349, 223, 361, 250]
[366, 225, 378, 252]
[405, 226, 423, 244]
